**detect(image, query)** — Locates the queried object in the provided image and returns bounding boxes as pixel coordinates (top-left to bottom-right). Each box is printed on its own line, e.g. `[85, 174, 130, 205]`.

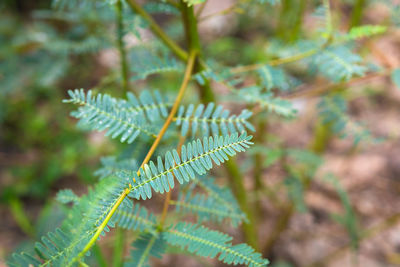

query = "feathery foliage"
[311, 46, 366, 82]
[63, 89, 165, 143]
[124, 233, 166, 267]
[175, 103, 255, 137]
[165, 222, 269, 267]
[318, 94, 374, 144]
[172, 190, 245, 227]
[238, 86, 296, 117]
[122, 132, 253, 200]
[193, 177, 246, 222]
[113, 203, 157, 232]
[10, 176, 131, 266]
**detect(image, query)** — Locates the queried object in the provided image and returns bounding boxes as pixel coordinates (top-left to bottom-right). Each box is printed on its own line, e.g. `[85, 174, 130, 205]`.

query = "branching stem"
[74, 51, 198, 263]
[126, 0, 188, 61]
[116, 0, 130, 93]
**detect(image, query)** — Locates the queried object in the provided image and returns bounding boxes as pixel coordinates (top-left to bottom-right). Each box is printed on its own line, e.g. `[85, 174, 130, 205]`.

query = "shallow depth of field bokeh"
[1, 0, 400, 266]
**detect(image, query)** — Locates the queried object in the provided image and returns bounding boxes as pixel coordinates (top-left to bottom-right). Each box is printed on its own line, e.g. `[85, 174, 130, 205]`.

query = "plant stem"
[179, 1, 257, 249]
[74, 51, 197, 263]
[230, 48, 319, 74]
[77, 188, 130, 261]
[137, 50, 197, 171]
[126, 0, 188, 61]
[180, 1, 215, 102]
[285, 69, 391, 99]
[159, 136, 186, 227]
[225, 159, 259, 250]
[112, 228, 125, 267]
[253, 117, 267, 217]
[92, 244, 108, 267]
[126, 0, 257, 251]
[9, 197, 35, 237]
[116, 0, 130, 93]
[350, 0, 366, 28]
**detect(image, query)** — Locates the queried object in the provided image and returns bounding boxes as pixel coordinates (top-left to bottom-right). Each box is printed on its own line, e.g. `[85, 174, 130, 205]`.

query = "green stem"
[9, 197, 35, 237]
[116, 0, 130, 93]
[180, 1, 215, 103]
[92, 244, 108, 267]
[112, 228, 126, 267]
[225, 160, 259, 250]
[73, 51, 198, 265]
[309, 119, 333, 154]
[253, 118, 267, 217]
[126, 0, 188, 61]
[350, 0, 366, 28]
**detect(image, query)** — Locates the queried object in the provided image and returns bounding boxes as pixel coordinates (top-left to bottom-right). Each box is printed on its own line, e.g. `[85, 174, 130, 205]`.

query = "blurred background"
[1, 0, 400, 266]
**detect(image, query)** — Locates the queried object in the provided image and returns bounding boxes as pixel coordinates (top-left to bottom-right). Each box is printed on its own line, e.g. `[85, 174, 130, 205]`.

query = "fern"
[124, 233, 166, 267]
[337, 25, 387, 42]
[318, 94, 374, 144]
[56, 189, 80, 205]
[165, 222, 269, 266]
[175, 103, 255, 137]
[130, 46, 183, 81]
[10, 177, 131, 266]
[238, 86, 297, 117]
[123, 132, 253, 200]
[183, 0, 206, 6]
[311, 45, 366, 82]
[94, 156, 139, 179]
[113, 203, 157, 233]
[193, 177, 246, 222]
[172, 190, 245, 227]
[257, 65, 294, 91]
[63, 89, 159, 143]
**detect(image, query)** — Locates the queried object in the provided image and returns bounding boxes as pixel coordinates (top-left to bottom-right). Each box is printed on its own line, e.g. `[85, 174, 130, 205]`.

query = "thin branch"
[116, 0, 130, 92]
[74, 51, 198, 263]
[126, 0, 188, 61]
[159, 135, 186, 227]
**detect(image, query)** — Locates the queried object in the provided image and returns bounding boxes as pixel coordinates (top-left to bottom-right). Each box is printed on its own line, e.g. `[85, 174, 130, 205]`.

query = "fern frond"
[192, 177, 246, 222]
[63, 89, 158, 143]
[172, 190, 245, 227]
[9, 177, 131, 266]
[120, 90, 169, 122]
[130, 46, 183, 81]
[95, 156, 139, 179]
[175, 103, 254, 137]
[56, 189, 80, 205]
[318, 94, 374, 144]
[125, 233, 166, 267]
[312, 46, 366, 82]
[120, 132, 253, 200]
[112, 203, 157, 232]
[183, 0, 205, 6]
[257, 65, 292, 91]
[284, 175, 307, 213]
[238, 86, 296, 117]
[164, 222, 269, 267]
[143, 2, 180, 15]
[337, 25, 386, 42]
[44, 36, 108, 54]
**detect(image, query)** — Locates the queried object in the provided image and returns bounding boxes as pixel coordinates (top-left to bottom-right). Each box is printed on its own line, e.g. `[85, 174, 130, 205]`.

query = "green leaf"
[117, 132, 253, 201]
[175, 103, 254, 137]
[183, 0, 205, 6]
[164, 222, 269, 266]
[125, 233, 166, 267]
[56, 189, 79, 205]
[172, 189, 246, 227]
